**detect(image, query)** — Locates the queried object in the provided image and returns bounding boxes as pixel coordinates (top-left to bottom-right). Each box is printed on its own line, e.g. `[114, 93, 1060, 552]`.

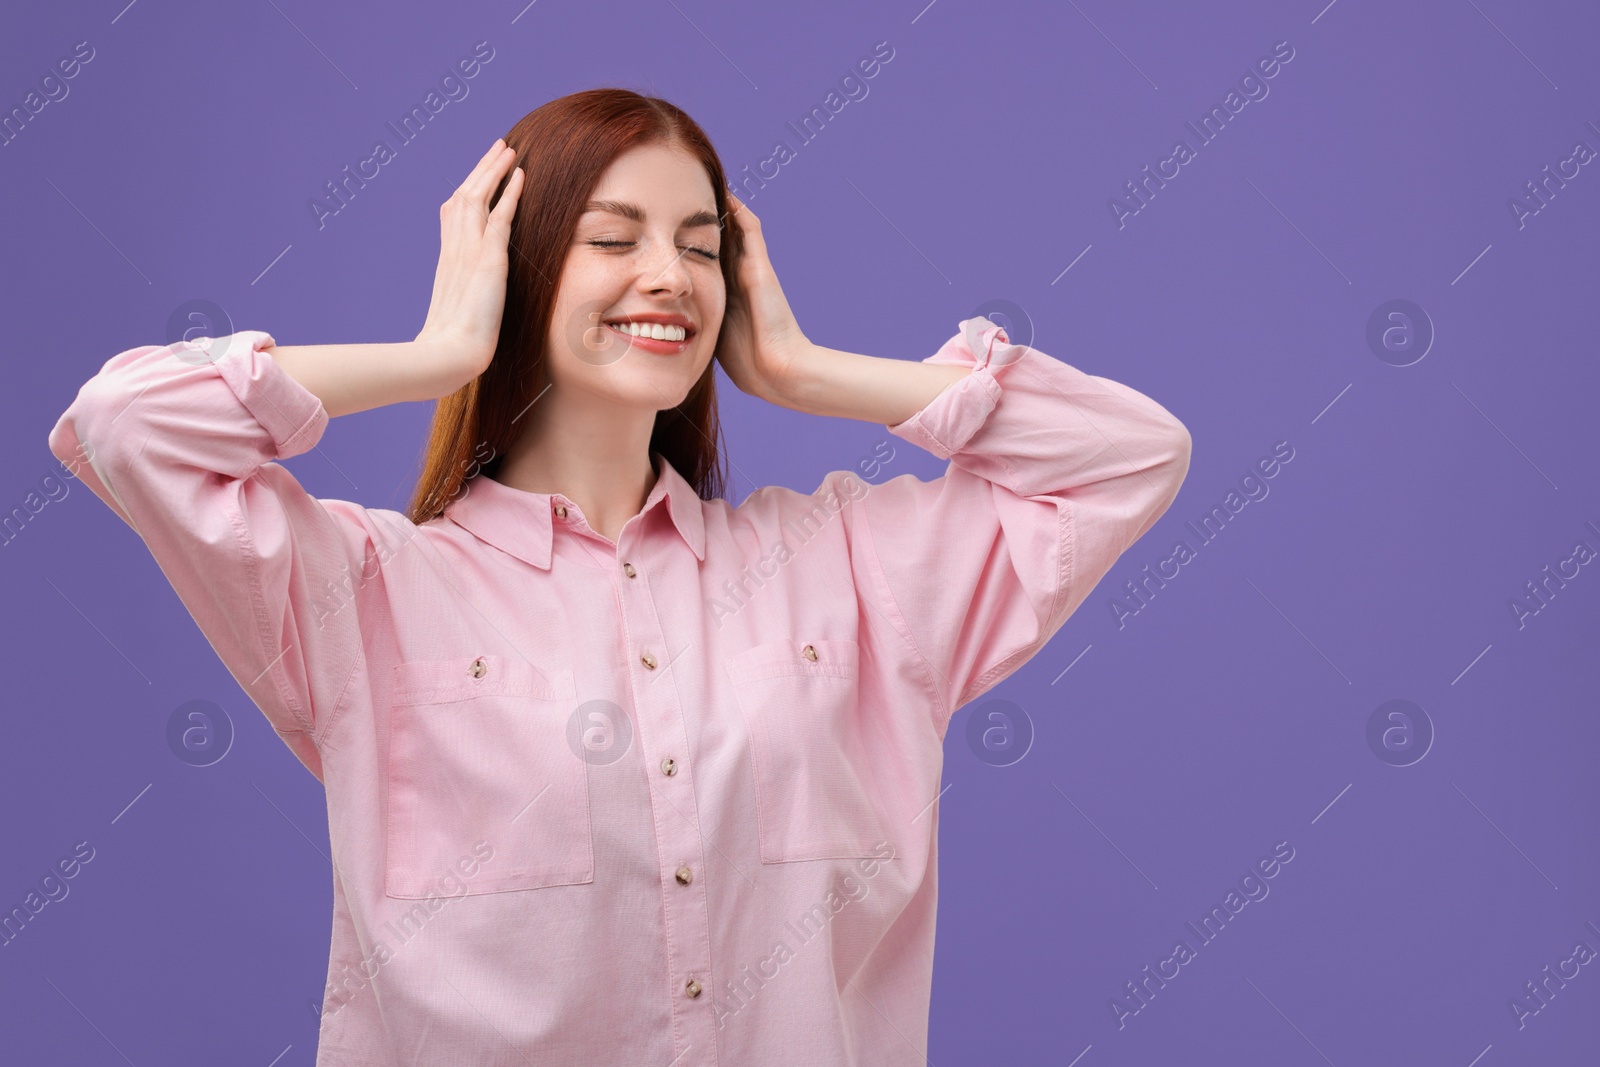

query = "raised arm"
[717, 194, 1189, 733]
[799, 317, 1192, 732]
[44, 139, 526, 776]
[272, 139, 525, 415]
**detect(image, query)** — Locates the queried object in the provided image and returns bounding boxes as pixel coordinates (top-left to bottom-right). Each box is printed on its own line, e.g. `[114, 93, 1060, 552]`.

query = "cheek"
[548, 270, 630, 355]
[700, 277, 727, 332]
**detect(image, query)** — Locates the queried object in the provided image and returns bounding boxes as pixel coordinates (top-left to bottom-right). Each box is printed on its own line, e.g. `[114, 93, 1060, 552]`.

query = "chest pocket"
[727, 637, 888, 863]
[385, 654, 592, 898]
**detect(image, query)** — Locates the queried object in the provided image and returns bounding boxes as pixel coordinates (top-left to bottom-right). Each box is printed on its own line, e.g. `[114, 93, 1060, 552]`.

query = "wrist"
[766, 340, 831, 412]
[414, 326, 495, 378]
[765, 340, 974, 425]
[404, 332, 494, 402]
[416, 328, 495, 378]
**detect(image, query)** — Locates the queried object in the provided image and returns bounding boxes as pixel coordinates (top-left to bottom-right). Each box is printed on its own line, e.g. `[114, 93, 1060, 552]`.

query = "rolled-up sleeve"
[853, 316, 1192, 735]
[46, 331, 382, 780]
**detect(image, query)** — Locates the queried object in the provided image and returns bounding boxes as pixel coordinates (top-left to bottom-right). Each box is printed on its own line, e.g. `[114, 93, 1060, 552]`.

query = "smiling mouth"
[602, 319, 695, 343]
[596, 318, 697, 355]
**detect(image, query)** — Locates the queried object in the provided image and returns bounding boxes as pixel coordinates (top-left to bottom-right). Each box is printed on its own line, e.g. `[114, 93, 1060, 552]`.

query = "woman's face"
[544, 140, 726, 412]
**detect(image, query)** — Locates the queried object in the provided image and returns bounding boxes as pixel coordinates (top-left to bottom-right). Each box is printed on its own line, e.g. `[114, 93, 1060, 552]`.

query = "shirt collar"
[441, 450, 706, 569]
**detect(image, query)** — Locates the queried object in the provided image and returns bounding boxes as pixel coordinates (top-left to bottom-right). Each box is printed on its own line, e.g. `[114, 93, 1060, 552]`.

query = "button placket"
[611, 544, 716, 1047]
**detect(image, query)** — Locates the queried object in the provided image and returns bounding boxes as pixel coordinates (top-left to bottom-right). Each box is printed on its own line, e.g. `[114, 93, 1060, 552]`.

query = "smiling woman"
[583, 196, 717, 350]
[536, 165, 725, 368]
[47, 86, 1190, 1066]
[405, 93, 748, 538]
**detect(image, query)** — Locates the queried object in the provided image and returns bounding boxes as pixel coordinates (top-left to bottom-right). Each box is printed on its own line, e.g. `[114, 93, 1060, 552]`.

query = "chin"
[607, 376, 699, 412]
[632, 361, 709, 400]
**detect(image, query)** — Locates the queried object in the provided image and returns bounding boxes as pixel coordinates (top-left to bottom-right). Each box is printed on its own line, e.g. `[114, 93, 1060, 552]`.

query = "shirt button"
[469, 657, 487, 678]
[623, 562, 636, 578]
[802, 644, 818, 661]
[661, 757, 677, 776]
[554, 504, 568, 519]
[675, 865, 693, 885]
[685, 977, 703, 998]
[641, 651, 657, 670]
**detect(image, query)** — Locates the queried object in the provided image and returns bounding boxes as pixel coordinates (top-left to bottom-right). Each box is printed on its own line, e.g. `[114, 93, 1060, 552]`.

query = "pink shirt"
[48, 317, 1189, 1065]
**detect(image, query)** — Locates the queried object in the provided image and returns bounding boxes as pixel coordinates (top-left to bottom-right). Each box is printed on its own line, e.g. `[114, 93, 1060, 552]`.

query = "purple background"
[4, 0, 1598, 1063]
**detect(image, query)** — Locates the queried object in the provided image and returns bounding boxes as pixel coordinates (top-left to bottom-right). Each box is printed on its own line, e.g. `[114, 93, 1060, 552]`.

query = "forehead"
[584, 143, 717, 219]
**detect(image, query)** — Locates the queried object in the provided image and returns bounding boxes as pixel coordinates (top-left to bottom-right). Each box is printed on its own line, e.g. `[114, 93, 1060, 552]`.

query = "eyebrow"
[582, 199, 721, 230]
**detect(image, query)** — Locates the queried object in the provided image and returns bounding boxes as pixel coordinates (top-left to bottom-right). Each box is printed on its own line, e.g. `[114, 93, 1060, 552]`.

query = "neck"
[494, 389, 659, 545]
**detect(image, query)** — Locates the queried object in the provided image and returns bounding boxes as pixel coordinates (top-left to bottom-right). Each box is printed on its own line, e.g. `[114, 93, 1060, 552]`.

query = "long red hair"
[406, 88, 743, 524]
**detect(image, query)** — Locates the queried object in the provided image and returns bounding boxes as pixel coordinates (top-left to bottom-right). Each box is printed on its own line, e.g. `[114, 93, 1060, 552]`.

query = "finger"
[487, 167, 524, 234]
[464, 143, 517, 205]
[721, 192, 744, 228]
[447, 152, 514, 239]
[733, 202, 767, 260]
[456, 138, 508, 196]
[728, 192, 756, 222]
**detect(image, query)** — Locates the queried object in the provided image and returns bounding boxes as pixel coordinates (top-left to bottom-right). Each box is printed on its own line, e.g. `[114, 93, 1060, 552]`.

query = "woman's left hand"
[716, 193, 812, 403]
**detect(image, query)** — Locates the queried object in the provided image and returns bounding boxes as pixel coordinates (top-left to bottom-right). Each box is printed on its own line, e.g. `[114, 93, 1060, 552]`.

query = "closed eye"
[587, 239, 719, 262]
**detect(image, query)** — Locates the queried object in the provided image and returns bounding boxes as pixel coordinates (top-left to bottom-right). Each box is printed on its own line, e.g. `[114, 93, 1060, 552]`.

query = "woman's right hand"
[415, 137, 526, 379]
[268, 140, 525, 417]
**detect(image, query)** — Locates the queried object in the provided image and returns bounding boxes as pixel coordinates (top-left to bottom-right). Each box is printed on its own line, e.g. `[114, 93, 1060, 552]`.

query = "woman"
[48, 89, 1190, 1065]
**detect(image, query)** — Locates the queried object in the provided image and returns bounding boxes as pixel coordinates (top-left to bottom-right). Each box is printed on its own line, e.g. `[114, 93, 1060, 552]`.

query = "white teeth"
[608, 321, 687, 342]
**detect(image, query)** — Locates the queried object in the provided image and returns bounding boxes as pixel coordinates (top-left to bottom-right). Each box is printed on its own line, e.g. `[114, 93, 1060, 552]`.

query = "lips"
[599, 320, 694, 354]
[601, 314, 697, 340]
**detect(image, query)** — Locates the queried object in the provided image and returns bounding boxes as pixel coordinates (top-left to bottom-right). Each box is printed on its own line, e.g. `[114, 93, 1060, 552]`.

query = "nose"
[638, 235, 693, 298]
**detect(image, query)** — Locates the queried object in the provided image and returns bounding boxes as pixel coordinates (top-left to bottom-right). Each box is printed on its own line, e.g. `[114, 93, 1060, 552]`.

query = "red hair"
[406, 88, 743, 524]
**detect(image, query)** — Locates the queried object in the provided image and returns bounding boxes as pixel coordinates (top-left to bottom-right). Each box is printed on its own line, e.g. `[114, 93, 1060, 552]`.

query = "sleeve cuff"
[199, 330, 330, 459]
[885, 316, 1015, 460]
